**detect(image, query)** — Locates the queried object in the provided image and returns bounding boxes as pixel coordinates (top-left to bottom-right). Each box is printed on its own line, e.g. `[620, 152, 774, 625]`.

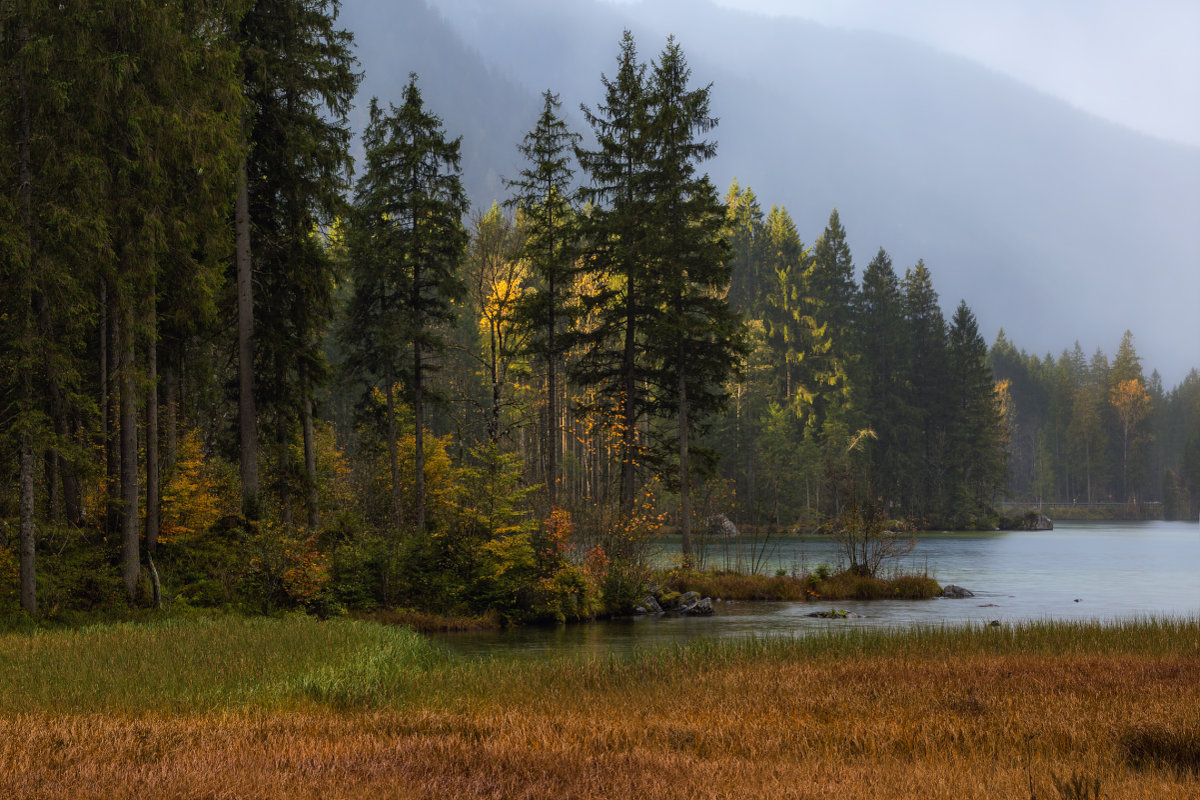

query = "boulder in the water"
[942, 584, 975, 599]
[703, 514, 740, 537]
[805, 609, 862, 619]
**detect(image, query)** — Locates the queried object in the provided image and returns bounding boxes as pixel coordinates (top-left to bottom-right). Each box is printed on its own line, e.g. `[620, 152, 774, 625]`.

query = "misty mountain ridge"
[339, 0, 1200, 385]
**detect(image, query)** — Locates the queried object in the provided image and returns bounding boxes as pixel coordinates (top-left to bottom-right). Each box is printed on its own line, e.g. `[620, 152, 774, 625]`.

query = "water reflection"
[429, 520, 1200, 659]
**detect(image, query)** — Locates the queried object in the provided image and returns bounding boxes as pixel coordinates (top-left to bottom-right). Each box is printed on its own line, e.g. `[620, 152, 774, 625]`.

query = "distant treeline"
[990, 332, 1200, 520]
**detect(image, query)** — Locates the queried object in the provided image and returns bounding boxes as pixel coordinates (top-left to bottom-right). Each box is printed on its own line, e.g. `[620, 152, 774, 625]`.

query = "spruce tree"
[507, 90, 580, 507]
[857, 248, 913, 508]
[946, 301, 1006, 522]
[902, 260, 949, 519]
[344, 79, 468, 537]
[574, 30, 656, 514]
[642, 37, 743, 564]
[236, 0, 359, 524]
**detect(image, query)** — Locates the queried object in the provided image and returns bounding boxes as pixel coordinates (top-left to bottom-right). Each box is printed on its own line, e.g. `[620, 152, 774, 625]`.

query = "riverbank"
[1, 614, 1196, 799]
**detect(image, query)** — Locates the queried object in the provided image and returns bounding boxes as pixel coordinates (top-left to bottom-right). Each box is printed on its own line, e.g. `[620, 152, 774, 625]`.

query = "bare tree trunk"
[17, 21, 36, 614]
[235, 160, 259, 519]
[301, 364, 319, 529]
[384, 374, 402, 527]
[120, 301, 140, 600]
[413, 340, 426, 533]
[679, 347, 693, 567]
[164, 360, 178, 474]
[546, 273, 558, 508]
[145, 290, 160, 561]
[621, 286, 637, 515]
[105, 289, 121, 539]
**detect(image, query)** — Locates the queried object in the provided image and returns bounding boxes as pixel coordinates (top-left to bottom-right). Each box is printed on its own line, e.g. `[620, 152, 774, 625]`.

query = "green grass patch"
[1, 614, 1196, 715]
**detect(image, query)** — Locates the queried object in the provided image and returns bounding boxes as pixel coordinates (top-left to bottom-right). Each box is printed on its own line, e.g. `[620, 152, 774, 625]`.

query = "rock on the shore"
[679, 597, 714, 616]
[805, 609, 862, 619]
[942, 584, 975, 598]
[640, 595, 663, 614]
[703, 514, 740, 537]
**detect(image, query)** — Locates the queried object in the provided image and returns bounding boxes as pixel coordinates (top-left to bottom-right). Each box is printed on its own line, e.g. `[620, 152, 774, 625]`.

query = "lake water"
[430, 520, 1200, 658]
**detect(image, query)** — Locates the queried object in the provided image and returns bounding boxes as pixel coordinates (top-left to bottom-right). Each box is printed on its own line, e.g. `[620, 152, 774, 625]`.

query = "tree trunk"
[384, 375, 402, 529]
[546, 272, 558, 508]
[120, 300, 140, 601]
[235, 160, 259, 519]
[679, 344, 693, 567]
[302, 365, 319, 529]
[145, 291, 160, 559]
[413, 339, 426, 533]
[17, 21, 36, 614]
[105, 289, 121, 538]
[620, 280, 637, 515]
[163, 361, 178, 475]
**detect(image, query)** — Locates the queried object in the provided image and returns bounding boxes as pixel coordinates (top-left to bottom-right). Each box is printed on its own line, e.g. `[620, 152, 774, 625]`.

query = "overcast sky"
[606, 0, 1200, 148]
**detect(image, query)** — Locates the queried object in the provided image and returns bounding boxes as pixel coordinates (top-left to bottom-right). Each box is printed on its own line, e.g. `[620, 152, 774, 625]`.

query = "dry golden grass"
[1, 617, 1198, 799]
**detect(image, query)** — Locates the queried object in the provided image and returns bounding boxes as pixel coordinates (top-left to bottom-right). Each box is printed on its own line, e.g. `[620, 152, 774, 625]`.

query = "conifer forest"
[2, 1, 1198, 623]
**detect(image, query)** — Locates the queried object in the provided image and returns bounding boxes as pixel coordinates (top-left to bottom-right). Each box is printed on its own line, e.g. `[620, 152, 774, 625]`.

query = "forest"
[2, 1, 1197, 625]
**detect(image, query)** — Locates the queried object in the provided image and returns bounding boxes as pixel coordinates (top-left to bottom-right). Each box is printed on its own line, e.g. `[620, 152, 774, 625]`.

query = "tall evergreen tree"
[641, 37, 743, 564]
[901, 260, 949, 518]
[856, 248, 913, 507]
[507, 90, 580, 507]
[343, 79, 468, 536]
[946, 301, 1006, 522]
[236, 0, 359, 524]
[574, 30, 656, 514]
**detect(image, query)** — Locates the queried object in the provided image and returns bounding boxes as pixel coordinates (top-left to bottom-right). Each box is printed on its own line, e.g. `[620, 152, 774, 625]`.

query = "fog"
[340, 0, 1200, 386]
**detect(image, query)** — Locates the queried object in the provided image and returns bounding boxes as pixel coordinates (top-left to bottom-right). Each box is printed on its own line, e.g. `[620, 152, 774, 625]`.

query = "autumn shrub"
[239, 523, 332, 613]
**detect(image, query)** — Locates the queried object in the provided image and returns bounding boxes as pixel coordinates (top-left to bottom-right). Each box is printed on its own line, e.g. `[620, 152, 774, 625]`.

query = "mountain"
[338, 0, 1200, 384]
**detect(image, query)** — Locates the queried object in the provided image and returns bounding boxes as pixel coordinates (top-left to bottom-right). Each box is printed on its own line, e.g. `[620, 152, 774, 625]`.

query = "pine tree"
[507, 90, 580, 506]
[343, 79, 468, 538]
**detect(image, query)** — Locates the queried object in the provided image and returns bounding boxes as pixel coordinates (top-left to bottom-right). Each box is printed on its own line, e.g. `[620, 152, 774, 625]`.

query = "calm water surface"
[430, 520, 1200, 658]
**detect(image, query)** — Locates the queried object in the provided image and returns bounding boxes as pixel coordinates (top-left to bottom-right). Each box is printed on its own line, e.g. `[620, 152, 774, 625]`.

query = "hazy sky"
[606, 0, 1200, 148]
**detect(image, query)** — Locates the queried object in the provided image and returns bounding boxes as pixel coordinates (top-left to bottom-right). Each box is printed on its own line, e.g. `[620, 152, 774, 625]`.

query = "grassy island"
[1, 614, 1197, 799]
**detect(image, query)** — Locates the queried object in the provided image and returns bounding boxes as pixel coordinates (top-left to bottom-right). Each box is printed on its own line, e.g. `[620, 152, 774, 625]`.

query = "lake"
[430, 520, 1200, 658]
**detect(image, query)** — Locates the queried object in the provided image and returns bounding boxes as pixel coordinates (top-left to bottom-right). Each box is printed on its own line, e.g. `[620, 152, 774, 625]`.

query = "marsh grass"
[1, 615, 1198, 799]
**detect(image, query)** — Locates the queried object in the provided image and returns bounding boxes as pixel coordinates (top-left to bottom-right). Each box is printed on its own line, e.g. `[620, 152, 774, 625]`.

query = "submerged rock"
[942, 584, 975, 598]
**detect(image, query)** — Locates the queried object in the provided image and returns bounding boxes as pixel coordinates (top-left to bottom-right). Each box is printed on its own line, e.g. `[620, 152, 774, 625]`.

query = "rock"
[680, 597, 714, 616]
[679, 591, 701, 605]
[640, 595, 663, 615]
[1000, 511, 1054, 531]
[942, 584, 975, 599]
[988, 620, 1001, 627]
[805, 609, 862, 619]
[703, 514, 740, 537]
[634, 606, 647, 614]
[978, 603, 1000, 608]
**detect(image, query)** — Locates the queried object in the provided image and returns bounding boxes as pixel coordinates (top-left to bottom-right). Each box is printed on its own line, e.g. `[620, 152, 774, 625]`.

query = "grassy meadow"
[0, 614, 1198, 798]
